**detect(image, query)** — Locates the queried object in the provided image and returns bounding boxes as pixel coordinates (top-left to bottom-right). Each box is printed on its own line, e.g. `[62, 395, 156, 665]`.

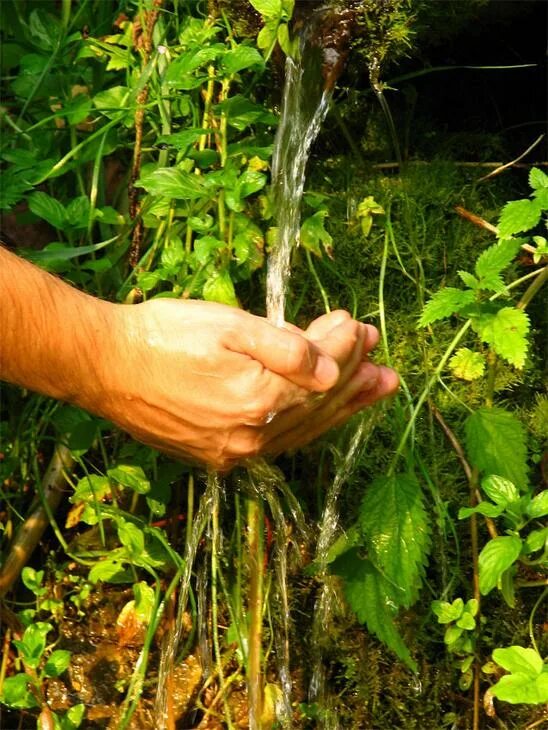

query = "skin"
[0, 247, 399, 470]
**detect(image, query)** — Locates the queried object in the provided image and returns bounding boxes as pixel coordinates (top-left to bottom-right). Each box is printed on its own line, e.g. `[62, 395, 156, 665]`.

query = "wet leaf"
[203, 269, 238, 307]
[44, 650, 71, 678]
[300, 210, 333, 257]
[136, 167, 207, 200]
[222, 45, 264, 75]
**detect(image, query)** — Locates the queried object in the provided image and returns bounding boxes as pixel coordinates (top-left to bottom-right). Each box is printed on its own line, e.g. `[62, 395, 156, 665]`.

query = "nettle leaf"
[482, 475, 520, 507]
[332, 550, 416, 671]
[136, 168, 207, 200]
[28, 191, 66, 229]
[498, 198, 543, 237]
[359, 474, 430, 607]
[419, 288, 475, 327]
[475, 238, 521, 282]
[300, 210, 333, 256]
[222, 45, 264, 75]
[478, 536, 522, 595]
[458, 270, 479, 289]
[473, 307, 529, 368]
[527, 490, 548, 518]
[465, 407, 528, 490]
[529, 166, 548, 191]
[449, 347, 485, 381]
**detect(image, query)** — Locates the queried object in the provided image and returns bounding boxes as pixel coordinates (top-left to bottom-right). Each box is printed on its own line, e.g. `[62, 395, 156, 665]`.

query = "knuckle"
[285, 336, 312, 374]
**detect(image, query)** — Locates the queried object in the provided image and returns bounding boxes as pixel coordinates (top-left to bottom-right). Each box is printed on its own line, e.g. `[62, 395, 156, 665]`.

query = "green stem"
[517, 264, 548, 310]
[305, 249, 330, 313]
[246, 497, 264, 730]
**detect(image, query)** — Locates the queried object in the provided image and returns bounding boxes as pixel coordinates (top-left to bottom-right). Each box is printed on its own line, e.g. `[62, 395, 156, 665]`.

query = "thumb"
[226, 316, 340, 392]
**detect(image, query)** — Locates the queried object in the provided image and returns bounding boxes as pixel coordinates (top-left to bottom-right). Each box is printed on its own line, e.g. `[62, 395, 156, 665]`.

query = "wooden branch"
[478, 133, 546, 182]
[0, 443, 74, 597]
[371, 160, 548, 171]
[454, 206, 498, 235]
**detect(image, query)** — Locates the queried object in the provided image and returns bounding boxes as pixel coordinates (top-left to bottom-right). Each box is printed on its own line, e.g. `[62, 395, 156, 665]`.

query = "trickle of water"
[154, 471, 220, 728]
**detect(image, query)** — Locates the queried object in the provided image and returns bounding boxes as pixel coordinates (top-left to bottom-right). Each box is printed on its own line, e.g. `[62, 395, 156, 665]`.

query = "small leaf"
[431, 598, 463, 624]
[66, 703, 86, 728]
[203, 270, 239, 307]
[136, 168, 207, 200]
[249, 0, 283, 17]
[478, 536, 522, 595]
[28, 192, 66, 229]
[419, 288, 475, 327]
[133, 581, 155, 623]
[474, 307, 529, 368]
[481, 475, 520, 507]
[456, 612, 476, 630]
[449, 347, 485, 381]
[88, 559, 133, 584]
[465, 407, 528, 490]
[458, 502, 505, 519]
[529, 166, 548, 190]
[498, 198, 543, 237]
[93, 86, 130, 118]
[222, 45, 264, 75]
[527, 490, 548, 518]
[465, 598, 479, 617]
[44, 649, 71, 677]
[238, 169, 267, 198]
[107, 464, 150, 495]
[523, 527, 548, 554]
[71, 474, 111, 503]
[444, 625, 463, 645]
[458, 270, 479, 289]
[475, 239, 521, 282]
[300, 210, 333, 257]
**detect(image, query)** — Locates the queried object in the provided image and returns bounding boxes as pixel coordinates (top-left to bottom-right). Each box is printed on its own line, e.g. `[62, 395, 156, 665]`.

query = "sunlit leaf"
[478, 536, 522, 595]
[419, 288, 475, 326]
[449, 347, 485, 381]
[498, 198, 543, 237]
[473, 306, 529, 368]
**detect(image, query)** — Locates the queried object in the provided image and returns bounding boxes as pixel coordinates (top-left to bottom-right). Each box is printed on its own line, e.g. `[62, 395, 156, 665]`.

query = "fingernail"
[314, 355, 339, 387]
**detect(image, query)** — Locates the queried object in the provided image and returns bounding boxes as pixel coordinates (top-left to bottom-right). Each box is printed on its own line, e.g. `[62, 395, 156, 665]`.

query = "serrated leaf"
[493, 646, 543, 677]
[465, 407, 528, 489]
[458, 270, 479, 289]
[481, 475, 520, 506]
[529, 167, 548, 190]
[136, 168, 207, 200]
[28, 191, 66, 229]
[498, 198, 543, 237]
[527, 490, 548, 518]
[478, 536, 522, 595]
[419, 288, 475, 326]
[359, 474, 430, 607]
[474, 307, 529, 367]
[332, 551, 416, 671]
[449, 347, 485, 381]
[475, 239, 521, 282]
[107, 464, 150, 494]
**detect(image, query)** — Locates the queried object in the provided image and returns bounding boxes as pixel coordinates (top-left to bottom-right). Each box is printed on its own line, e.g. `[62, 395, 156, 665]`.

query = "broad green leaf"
[475, 239, 521, 281]
[21, 567, 45, 595]
[233, 226, 264, 272]
[249, 0, 282, 17]
[44, 650, 71, 678]
[68, 418, 100, 455]
[65, 703, 86, 728]
[465, 407, 528, 490]
[277, 22, 298, 57]
[498, 198, 543, 237]
[93, 86, 130, 117]
[257, 23, 278, 52]
[194, 236, 225, 265]
[419, 288, 475, 327]
[474, 307, 529, 368]
[28, 191, 66, 228]
[222, 45, 264, 75]
[65, 196, 91, 229]
[133, 581, 155, 623]
[165, 46, 222, 83]
[215, 95, 277, 131]
[71, 475, 111, 503]
[158, 128, 210, 151]
[136, 168, 207, 200]
[493, 646, 543, 677]
[524, 527, 548, 553]
[29, 9, 60, 51]
[481, 475, 520, 507]
[88, 558, 133, 584]
[203, 270, 238, 307]
[449, 347, 485, 381]
[458, 502, 505, 519]
[0, 673, 39, 709]
[444, 625, 463, 645]
[118, 520, 145, 556]
[491, 672, 548, 705]
[478, 536, 522, 595]
[528, 166, 548, 190]
[137, 271, 161, 292]
[14, 622, 52, 669]
[359, 473, 430, 607]
[64, 94, 92, 125]
[332, 551, 416, 671]
[107, 464, 150, 494]
[465, 598, 479, 617]
[431, 598, 463, 624]
[300, 210, 333, 257]
[527, 489, 548, 518]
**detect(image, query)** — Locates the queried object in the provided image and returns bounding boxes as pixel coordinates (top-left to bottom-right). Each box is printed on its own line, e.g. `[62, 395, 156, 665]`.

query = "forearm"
[0, 247, 116, 409]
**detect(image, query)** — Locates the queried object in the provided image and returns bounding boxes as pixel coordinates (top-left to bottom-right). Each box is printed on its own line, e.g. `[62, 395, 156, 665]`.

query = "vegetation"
[1, 1, 546, 728]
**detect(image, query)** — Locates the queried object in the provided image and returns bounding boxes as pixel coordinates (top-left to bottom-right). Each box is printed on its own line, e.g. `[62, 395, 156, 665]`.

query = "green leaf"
[222, 45, 264, 75]
[300, 210, 333, 257]
[215, 95, 277, 131]
[482, 475, 520, 507]
[249, 0, 282, 17]
[133, 581, 155, 623]
[449, 347, 485, 381]
[456, 612, 476, 630]
[65, 196, 91, 229]
[238, 170, 267, 199]
[478, 536, 522, 595]
[523, 527, 548, 554]
[0, 673, 39, 709]
[465, 598, 479, 617]
[491, 672, 548, 705]
[88, 559, 133, 584]
[493, 646, 543, 678]
[20, 237, 117, 269]
[68, 419, 100, 455]
[465, 407, 528, 490]
[458, 270, 479, 289]
[203, 270, 239, 307]
[527, 490, 548, 518]
[475, 239, 521, 282]
[72, 475, 111, 503]
[21, 567, 45, 596]
[359, 473, 430, 607]
[431, 598, 464, 624]
[44, 650, 71, 678]
[28, 192, 66, 229]
[498, 198, 543, 237]
[458, 502, 505, 519]
[136, 168, 207, 200]
[64, 703, 86, 728]
[529, 167, 548, 190]
[93, 86, 130, 118]
[107, 464, 150, 495]
[257, 23, 278, 52]
[158, 128, 210, 152]
[332, 551, 416, 671]
[473, 306, 529, 368]
[15, 622, 52, 669]
[29, 9, 60, 51]
[419, 288, 475, 327]
[444, 625, 463, 645]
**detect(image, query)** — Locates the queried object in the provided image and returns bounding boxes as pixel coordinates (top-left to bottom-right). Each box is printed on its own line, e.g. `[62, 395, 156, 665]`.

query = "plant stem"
[517, 264, 548, 310]
[246, 497, 264, 730]
[306, 249, 330, 313]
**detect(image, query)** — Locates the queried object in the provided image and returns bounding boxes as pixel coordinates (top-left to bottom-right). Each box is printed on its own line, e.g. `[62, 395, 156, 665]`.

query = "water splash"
[154, 471, 220, 728]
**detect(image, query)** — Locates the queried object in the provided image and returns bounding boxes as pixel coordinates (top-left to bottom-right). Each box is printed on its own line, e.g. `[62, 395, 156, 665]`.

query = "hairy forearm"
[0, 247, 116, 409]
